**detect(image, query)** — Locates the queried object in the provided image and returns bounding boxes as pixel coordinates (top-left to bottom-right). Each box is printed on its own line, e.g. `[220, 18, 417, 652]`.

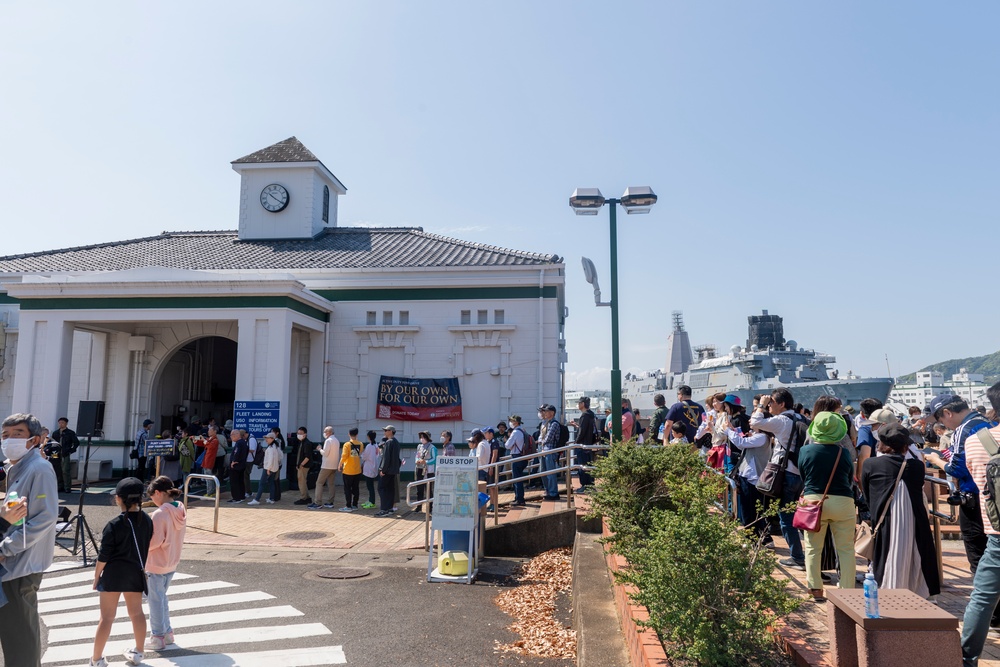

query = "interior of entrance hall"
[153, 336, 237, 434]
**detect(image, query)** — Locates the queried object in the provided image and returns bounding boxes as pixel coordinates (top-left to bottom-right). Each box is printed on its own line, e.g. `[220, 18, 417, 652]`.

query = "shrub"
[590, 442, 799, 666]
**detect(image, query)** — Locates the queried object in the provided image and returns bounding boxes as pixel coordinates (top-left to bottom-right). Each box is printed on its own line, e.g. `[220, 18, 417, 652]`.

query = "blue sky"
[2, 2, 997, 389]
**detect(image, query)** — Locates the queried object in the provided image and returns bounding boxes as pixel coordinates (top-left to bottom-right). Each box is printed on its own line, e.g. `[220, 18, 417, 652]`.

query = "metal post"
[931, 475, 943, 584]
[566, 447, 575, 508]
[608, 200, 622, 442]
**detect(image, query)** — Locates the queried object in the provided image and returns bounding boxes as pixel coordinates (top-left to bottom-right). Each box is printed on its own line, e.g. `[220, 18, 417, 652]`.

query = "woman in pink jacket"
[145, 476, 187, 651]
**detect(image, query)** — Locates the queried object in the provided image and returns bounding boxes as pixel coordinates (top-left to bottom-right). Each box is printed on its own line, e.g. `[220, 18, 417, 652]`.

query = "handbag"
[855, 459, 907, 560]
[755, 437, 785, 498]
[792, 445, 842, 533]
[125, 513, 149, 595]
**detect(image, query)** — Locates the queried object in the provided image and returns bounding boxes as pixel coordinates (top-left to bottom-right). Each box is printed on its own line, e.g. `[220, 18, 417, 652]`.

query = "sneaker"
[164, 631, 174, 645]
[374, 510, 388, 517]
[391, 507, 398, 512]
[266, 499, 275, 504]
[307, 503, 321, 510]
[90, 659, 109, 667]
[779, 557, 806, 570]
[338, 506, 352, 512]
[122, 648, 144, 665]
[148, 635, 165, 651]
[361, 502, 376, 509]
[247, 499, 260, 506]
[205, 492, 216, 498]
[323, 503, 335, 509]
[294, 498, 311, 505]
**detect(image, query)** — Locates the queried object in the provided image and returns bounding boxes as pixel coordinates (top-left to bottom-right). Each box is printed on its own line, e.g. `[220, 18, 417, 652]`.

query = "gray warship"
[623, 311, 894, 413]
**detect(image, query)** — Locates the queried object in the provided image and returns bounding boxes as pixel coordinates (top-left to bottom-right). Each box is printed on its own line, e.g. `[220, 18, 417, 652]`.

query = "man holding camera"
[925, 394, 995, 577]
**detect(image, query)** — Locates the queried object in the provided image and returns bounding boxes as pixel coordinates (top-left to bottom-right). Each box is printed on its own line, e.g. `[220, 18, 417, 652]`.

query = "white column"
[235, 317, 258, 402]
[10, 313, 39, 414]
[265, 311, 294, 426]
[307, 329, 325, 430]
[13, 315, 74, 428]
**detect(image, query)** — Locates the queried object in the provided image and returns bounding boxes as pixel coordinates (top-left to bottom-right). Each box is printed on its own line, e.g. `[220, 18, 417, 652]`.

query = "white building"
[888, 369, 991, 412]
[0, 137, 567, 468]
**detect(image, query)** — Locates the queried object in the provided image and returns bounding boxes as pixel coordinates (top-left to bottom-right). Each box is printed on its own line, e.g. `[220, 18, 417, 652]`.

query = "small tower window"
[383, 311, 393, 326]
[477, 310, 488, 325]
[461, 310, 471, 325]
[366, 311, 376, 326]
[322, 185, 330, 223]
[494, 309, 505, 324]
[399, 311, 409, 325]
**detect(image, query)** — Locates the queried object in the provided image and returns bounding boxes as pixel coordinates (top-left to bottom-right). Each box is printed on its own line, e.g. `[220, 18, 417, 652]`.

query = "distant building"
[888, 369, 990, 412]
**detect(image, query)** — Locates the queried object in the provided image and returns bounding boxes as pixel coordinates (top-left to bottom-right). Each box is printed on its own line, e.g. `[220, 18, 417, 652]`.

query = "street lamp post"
[570, 186, 657, 442]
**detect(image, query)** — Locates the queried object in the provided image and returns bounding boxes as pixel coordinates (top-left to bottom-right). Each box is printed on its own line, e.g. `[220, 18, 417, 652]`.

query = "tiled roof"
[231, 137, 319, 164]
[0, 228, 560, 273]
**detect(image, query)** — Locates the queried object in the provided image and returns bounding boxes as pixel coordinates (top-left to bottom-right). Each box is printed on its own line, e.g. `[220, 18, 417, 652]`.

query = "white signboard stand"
[427, 456, 480, 584]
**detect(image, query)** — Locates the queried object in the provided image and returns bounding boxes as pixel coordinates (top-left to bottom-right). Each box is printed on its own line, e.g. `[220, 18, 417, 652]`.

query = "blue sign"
[233, 401, 281, 438]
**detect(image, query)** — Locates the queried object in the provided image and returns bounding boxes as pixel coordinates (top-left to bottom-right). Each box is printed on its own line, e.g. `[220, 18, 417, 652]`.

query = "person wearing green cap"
[796, 411, 857, 601]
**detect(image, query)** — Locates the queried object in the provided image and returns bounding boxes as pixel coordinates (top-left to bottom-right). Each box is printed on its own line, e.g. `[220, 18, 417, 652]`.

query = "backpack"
[977, 429, 1000, 531]
[515, 428, 536, 456]
[557, 421, 569, 448]
[786, 413, 809, 466]
[251, 437, 265, 467]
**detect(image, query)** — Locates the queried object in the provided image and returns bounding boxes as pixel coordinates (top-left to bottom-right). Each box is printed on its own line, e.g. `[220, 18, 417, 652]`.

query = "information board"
[144, 439, 176, 457]
[233, 401, 281, 438]
[430, 456, 480, 531]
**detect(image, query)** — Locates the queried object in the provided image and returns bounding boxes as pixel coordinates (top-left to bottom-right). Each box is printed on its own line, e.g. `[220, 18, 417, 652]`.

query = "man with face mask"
[0, 412, 59, 667]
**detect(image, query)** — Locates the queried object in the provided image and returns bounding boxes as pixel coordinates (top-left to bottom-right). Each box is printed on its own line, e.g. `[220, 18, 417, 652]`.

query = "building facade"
[0, 138, 567, 466]
[888, 370, 991, 412]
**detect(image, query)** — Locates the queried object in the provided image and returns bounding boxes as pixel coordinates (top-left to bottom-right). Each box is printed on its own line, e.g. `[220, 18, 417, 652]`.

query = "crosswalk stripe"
[43, 560, 85, 573]
[42, 623, 332, 663]
[37, 581, 236, 614]
[42, 591, 275, 627]
[48, 605, 304, 643]
[39, 573, 196, 599]
[42, 570, 103, 589]
[102, 645, 348, 666]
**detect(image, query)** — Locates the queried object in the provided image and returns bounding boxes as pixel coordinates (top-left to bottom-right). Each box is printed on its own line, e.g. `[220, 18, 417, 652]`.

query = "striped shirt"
[962, 424, 1000, 536]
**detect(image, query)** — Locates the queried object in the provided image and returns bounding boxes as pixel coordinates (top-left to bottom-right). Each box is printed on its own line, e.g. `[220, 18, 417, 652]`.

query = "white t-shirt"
[321, 435, 341, 470]
[475, 441, 491, 469]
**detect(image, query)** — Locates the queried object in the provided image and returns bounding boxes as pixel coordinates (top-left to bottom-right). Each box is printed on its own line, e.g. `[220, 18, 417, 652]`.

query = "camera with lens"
[947, 491, 976, 508]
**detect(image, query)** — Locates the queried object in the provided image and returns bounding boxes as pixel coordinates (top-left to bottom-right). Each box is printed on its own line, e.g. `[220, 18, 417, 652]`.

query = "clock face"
[260, 184, 290, 212]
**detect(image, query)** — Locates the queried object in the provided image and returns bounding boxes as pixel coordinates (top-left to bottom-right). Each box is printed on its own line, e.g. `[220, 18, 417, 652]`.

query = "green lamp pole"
[570, 186, 657, 442]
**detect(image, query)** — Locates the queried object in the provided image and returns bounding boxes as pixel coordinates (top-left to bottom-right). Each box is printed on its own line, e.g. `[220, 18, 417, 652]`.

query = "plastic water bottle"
[864, 571, 880, 618]
[6, 491, 24, 527]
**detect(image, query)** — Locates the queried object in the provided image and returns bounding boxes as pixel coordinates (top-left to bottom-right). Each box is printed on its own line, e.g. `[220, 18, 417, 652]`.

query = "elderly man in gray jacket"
[0, 413, 59, 667]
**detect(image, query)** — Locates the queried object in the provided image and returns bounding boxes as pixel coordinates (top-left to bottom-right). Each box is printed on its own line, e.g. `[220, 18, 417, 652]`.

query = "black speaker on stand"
[64, 401, 105, 565]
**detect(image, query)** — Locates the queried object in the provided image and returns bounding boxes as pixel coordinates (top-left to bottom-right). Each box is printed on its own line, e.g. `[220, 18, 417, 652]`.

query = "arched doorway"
[152, 336, 237, 434]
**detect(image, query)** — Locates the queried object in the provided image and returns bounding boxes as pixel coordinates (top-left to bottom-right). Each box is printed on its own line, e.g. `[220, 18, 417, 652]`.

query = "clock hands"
[267, 192, 284, 205]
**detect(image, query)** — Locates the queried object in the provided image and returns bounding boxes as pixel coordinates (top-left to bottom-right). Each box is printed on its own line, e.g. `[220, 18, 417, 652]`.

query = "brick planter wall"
[602, 520, 671, 667]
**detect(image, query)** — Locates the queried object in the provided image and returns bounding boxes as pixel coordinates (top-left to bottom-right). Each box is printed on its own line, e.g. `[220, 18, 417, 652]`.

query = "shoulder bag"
[855, 459, 907, 560]
[125, 513, 150, 595]
[755, 435, 786, 498]
[792, 445, 843, 533]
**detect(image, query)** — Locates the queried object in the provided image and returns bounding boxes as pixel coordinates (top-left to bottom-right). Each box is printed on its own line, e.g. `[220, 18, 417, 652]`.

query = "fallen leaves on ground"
[494, 547, 577, 659]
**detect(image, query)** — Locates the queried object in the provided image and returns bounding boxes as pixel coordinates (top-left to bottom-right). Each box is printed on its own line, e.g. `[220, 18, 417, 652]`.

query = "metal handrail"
[705, 466, 738, 520]
[924, 475, 957, 522]
[183, 474, 221, 533]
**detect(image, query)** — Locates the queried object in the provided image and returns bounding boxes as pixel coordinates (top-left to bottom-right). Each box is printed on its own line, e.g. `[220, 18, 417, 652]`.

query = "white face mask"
[509, 422, 517, 428]
[2, 438, 31, 461]
[297, 434, 306, 441]
[440, 437, 447, 443]
[537, 412, 543, 420]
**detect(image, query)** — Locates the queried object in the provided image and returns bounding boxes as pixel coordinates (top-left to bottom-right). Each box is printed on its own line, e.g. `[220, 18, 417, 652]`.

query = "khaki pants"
[802, 493, 857, 591]
[297, 466, 311, 500]
[314, 468, 337, 505]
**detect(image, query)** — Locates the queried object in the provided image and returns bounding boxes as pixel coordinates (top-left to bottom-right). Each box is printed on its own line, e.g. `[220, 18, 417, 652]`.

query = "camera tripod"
[58, 434, 99, 566]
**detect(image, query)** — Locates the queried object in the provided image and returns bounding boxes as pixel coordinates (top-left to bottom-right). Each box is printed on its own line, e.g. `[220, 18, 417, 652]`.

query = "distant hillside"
[898, 350, 1000, 386]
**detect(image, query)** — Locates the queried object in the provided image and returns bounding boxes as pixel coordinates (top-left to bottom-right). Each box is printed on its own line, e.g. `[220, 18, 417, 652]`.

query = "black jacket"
[230, 439, 249, 471]
[378, 437, 401, 475]
[54, 428, 80, 457]
[575, 410, 598, 445]
[296, 438, 321, 471]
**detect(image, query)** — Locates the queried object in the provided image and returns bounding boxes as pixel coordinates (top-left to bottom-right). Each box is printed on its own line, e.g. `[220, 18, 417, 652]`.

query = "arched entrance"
[152, 336, 237, 434]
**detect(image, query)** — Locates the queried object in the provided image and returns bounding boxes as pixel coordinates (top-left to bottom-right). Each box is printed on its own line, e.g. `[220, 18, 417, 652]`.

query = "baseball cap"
[483, 427, 495, 434]
[863, 408, 899, 427]
[115, 477, 145, 501]
[927, 394, 959, 417]
[263, 432, 275, 440]
[382, 425, 396, 432]
[538, 404, 556, 413]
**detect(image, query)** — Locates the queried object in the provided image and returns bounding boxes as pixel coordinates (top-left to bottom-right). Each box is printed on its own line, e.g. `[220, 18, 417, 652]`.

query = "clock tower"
[231, 137, 347, 240]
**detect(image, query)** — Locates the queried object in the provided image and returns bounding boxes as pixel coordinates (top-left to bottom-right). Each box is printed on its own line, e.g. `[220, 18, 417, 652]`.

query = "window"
[494, 309, 505, 324]
[382, 311, 393, 326]
[477, 310, 488, 325]
[399, 311, 409, 325]
[322, 185, 330, 223]
[461, 310, 471, 325]
[366, 311, 376, 326]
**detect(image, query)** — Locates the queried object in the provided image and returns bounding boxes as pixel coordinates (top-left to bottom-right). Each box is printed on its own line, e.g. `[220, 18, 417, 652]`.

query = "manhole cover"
[315, 567, 370, 580]
[278, 531, 330, 541]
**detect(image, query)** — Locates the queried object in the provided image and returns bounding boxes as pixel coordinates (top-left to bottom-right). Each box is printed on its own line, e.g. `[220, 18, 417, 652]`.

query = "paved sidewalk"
[775, 537, 1000, 666]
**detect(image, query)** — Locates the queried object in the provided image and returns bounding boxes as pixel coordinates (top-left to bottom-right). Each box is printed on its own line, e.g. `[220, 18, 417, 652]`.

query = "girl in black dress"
[90, 477, 153, 667]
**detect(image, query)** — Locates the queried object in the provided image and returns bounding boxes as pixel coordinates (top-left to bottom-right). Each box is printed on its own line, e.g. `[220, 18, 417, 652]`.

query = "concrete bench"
[826, 588, 960, 667]
[70, 459, 113, 482]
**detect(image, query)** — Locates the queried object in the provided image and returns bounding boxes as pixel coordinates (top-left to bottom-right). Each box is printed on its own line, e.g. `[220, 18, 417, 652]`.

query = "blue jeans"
[963, 535, 1000, 666]
[254, 470, 278, 502]
[147, 571, 175, 637]
[511, 459, 528, 504]
[540, 450, 559, 497]
[778, 471, 805, 561]
[202, 467, 216, 495]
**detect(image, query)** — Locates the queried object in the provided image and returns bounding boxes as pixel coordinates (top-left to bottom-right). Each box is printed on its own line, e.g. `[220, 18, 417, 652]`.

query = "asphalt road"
[36, 489, 574, 667]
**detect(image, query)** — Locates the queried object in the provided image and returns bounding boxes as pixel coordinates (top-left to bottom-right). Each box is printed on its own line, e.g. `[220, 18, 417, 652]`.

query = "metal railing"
[183, 474, 221, 533]
[925, 473, 958, 584]
[705, 466, 738, 520]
